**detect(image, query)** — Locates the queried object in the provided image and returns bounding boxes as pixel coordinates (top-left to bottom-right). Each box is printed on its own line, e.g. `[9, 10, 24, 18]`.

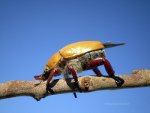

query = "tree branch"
[0, 69, 150, 101]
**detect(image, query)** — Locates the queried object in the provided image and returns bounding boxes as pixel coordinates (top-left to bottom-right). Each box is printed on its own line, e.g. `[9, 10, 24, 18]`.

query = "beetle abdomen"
[79, 49, 105, 68]
[60, 49, 105, 75]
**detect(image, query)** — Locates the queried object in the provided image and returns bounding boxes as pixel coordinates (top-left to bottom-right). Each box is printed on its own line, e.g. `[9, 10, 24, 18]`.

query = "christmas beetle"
[34, 41, 125, 95]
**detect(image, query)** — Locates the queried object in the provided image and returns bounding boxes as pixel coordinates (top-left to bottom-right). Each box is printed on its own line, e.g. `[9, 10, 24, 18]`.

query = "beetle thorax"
[58, 49, 105, 76]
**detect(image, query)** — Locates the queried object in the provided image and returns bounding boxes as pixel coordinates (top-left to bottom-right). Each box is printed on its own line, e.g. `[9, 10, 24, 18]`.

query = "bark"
[0, 69, 150, 101]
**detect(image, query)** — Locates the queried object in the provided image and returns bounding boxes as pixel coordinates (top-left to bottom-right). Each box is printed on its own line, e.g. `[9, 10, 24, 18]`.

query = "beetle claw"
[74, 82, 82, 93]
[113, 76, 124, 87]
[46, 84, 55, 94]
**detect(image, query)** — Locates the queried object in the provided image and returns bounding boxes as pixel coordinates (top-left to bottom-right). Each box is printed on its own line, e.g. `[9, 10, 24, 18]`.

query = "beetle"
[34, 41, 124, 94]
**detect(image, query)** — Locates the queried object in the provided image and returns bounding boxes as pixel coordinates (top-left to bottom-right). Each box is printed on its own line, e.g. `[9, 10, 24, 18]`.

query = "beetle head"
[43, 65, 62, 76]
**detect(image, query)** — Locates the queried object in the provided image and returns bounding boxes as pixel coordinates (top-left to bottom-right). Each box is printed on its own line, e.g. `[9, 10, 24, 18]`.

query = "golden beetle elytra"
[34, 41, 125, 95]
[47, 41, 104, 70]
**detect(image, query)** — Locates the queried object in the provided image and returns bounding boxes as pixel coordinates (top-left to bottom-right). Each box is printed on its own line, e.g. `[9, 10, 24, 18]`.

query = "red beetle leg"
[46, 69, 56, 85]
[87, 58, 115, 77]
[87, 58, 104, 68]
[103, 59, 124, 86]
[67, 65, 82, 93]
[46, 69, 57, 92]
[88, 58, 124, 86]
[67, 65, 78, 83]
[34, 74, 46, 81]
[34, 75, 42, 80]
[103, 59, 115, 76]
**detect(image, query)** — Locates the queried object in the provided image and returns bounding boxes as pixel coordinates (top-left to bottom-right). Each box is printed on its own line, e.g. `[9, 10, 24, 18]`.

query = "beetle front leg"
[34, 74, 48, 86]
[46, 69, 56, 94]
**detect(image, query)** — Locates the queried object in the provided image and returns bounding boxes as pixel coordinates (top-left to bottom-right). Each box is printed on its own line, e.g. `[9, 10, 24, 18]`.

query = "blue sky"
[0, 0, 150, 113]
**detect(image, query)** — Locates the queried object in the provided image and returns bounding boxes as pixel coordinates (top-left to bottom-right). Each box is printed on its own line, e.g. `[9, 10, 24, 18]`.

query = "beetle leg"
[87, 58, 124, 86]
[103, 59, 115, 76]
[87, 58, 104, 68]
[34, 75, 42, 80]
[103, 59, 124, 86]
[87, 58, 113, 76]
[87, 58, 104, 76]
[67, 66, 78, 83]
[34, 74, 47, 86]
[46, 69, 56, 93]
[67, 65, 82, 93]
[93, 67, 103, 77]
[34, 74, 47, 81]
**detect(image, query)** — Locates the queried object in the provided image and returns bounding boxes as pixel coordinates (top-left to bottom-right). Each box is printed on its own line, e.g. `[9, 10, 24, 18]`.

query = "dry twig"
[0, 69, 149, 101]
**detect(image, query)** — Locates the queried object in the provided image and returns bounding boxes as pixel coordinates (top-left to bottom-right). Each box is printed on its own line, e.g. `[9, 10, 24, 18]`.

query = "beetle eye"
[44, 68, 50, 74]
[46, 68, 49, 72]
